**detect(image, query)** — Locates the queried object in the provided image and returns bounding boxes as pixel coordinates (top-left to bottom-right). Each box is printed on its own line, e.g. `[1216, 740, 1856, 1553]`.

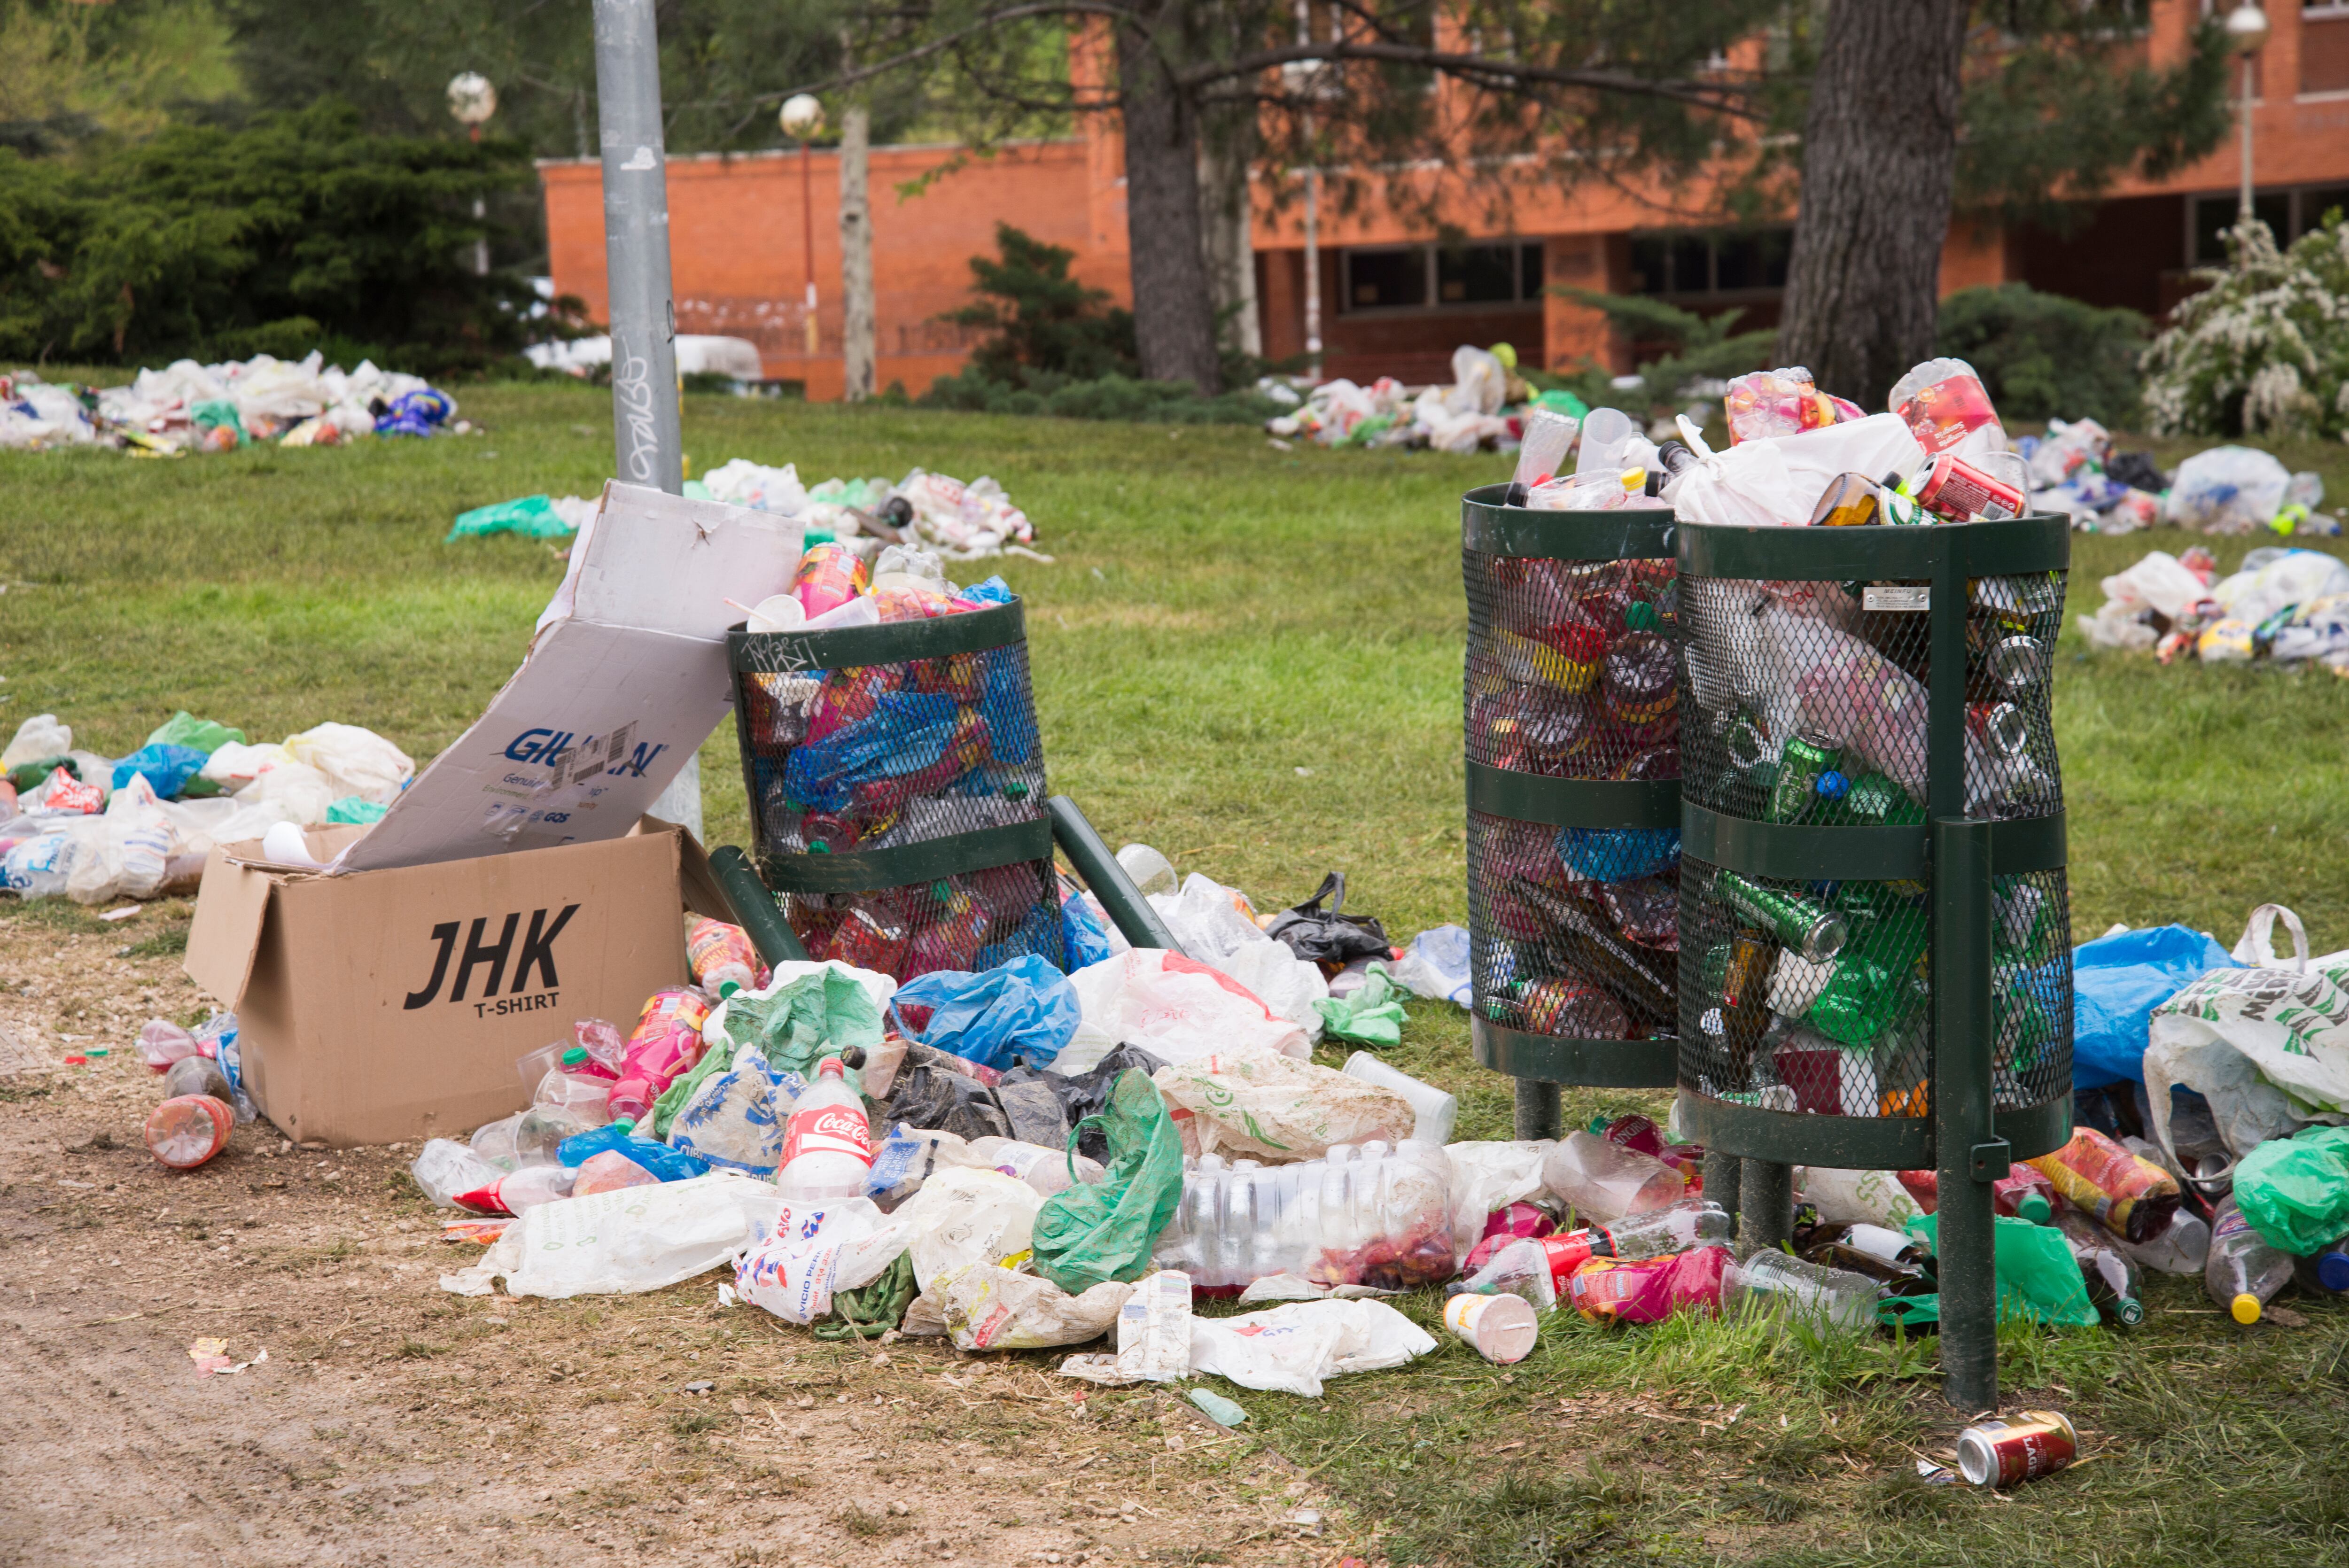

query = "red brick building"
[539, 0, 2349, 396]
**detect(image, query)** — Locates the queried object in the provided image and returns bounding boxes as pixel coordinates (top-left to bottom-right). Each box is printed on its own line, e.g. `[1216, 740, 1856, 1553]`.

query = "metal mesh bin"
[729, 598, 1066, 980]
[1462, 483, 1680, 1100]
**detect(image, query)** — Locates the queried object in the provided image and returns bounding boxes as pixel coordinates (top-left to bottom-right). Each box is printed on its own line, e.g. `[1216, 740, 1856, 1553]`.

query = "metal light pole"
[592, 0, 696, 839]
[781, 94, 825, 361]
[2227, 4, 2271, 226]
[1291, 0, 1323, 381]
[448, 73, 497, 277]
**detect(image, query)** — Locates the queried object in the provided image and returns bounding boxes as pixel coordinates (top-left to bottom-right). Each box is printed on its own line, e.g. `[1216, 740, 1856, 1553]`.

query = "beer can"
[1913, 452, 2025, 522]
[1955, 1410, 2077, 1488]
[1766, 729, 1841, 823]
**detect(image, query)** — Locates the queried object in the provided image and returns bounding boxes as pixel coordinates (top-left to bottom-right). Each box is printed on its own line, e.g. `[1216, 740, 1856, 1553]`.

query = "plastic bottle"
[163, 1054, 234, 1103]
[607, 988, 713, 1124]
[145, 1095, 233, 1169]
[1448, 1235, 1569, 1310]
[1886, 357, 2007, 461]
[2113, 1206, 2212, 1277]
[486, 1163, 577, 1215]
[1508, 407, 1580, 501]
[1597, 1198, 1733, 1259]
[1992, 1164, 2058, 1223]
[2294, 1239, 2349, 1296]
[2052, 1209, 2146, 1326]
[1725, 1250, 1886, 1332]
[775, 1056, 874, 1200]
[685, 916, 759, 997]
[411, 1137, 507, 1208]
[1341, 1051, 1458, 1145]
[137, 1018, 202, 1072]
[572, 1148, 661, 1195]
[2205, 1197, 2293, 1325]
[1542, 1131, 1685, 1224]
[1150, 1140, 1456, 1296]
[793, 541, 869, 618]
[1113, 842, 1178, 898]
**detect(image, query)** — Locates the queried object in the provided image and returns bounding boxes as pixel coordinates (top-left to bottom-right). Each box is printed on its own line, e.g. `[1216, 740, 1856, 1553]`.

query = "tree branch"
[1179, 39, 1766, 122]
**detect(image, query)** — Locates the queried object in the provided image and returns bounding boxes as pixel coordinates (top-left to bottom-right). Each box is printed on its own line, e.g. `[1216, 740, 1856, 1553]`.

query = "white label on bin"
[1863, 585, 1930, 612]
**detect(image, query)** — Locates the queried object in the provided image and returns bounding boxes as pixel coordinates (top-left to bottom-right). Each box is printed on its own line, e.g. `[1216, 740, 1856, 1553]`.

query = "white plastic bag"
[1188, 1298, 1436, 1397]
[1443, 1140, 1557, 1255]
[1201, 935, 1330, 1044]
[1151, 1047, 1413, 1163]
[1796, 1167, 1928, 1230]
[890, 1166, 1042, 1289]
[1662, 414, 1925, 528]
[2164, 445, 2293, 533]
[2209, 548, 2349, 626]
[1392, 925, 1472, 1008]
[907, 1263, 1132, 1350]
[2146, 904, 2349, 1162]
[440, 1172, 786, 1298]
[733, 1196, 910, 1324]
[282, 722, 414, 805]
[1056, 949, 1310, 1075]
[1, 714, 71, 770]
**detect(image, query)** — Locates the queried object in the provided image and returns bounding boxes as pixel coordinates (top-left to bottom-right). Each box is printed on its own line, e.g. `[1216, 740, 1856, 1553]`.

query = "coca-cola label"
[783, 1103, 872, 1166]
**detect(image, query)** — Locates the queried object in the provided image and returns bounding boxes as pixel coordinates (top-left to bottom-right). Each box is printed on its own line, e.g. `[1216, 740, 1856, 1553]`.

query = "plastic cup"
[145, 1094, 233, 1169]
[1444, 1290, 1540, 1365]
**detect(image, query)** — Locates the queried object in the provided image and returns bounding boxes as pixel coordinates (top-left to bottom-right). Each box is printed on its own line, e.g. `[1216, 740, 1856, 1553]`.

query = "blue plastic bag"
[1554, 826, 1679, 882]
[555, 1124, 712, 1181]
[1060, 889, 1115, 969]
[888, 953, 1080, 1072]
[2071, 924, 2238, 1087]
[111, 744, 210, 798]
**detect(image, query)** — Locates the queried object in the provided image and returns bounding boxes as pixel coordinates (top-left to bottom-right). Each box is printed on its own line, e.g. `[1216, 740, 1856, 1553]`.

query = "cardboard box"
[185, 821, 733, 1147]
[335, 481, 801, 876]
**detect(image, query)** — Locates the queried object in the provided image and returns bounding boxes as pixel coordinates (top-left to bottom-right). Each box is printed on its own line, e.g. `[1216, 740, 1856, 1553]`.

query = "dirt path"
[0, 909, 1347, 1568]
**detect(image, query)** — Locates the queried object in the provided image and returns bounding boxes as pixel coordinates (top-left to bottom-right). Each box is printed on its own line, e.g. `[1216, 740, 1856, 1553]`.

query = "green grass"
[4, 385, 2348, 1563]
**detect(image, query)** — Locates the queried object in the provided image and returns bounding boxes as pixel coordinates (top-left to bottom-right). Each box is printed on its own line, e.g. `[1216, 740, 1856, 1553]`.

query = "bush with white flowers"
[2140, 215, 2349, 443]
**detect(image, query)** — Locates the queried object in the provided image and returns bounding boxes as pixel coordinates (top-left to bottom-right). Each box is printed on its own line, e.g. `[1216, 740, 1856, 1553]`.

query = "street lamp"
[780, 93, 825, 358]
[449, 72, 498, 276]
[2225, 3, 2270, 228]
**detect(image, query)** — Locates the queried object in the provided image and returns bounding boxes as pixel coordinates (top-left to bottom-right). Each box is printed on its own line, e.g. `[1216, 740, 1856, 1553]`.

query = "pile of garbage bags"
[1262, 343, 1581, 454]
[0, 711, 412, 903]
[1, 356, 460, 454]
[2076, 544, 2349, 669]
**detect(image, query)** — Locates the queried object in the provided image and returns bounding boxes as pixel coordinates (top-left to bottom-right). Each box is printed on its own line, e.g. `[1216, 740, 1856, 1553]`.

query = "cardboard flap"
[182, 847, 276, 1007]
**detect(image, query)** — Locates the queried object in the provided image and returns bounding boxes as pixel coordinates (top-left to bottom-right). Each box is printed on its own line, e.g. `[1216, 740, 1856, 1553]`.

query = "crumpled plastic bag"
[2209, 547, 2349, 626]
[887, 953, 1079, 1072]
[1906, 1211, 2097, 1327]
[282, 722, 413, 806]
[1151, 1045, 1413, 1163]
[1056, 949, 1310, 1074]
[709, 961, 894, 1084]
[1199, 935, 1329, 1045]
[448, 494, 595, 541]
[1443, 1140, 1558, 1256]
[1188, 1298, 1436, 1397]
[1031, 1070, 1184, 1294]
[440, 1172, 785, 1298]
[2232, 1125, 2349, 1255]
[2071, 924, 2238, 1088]
[1148, 873, 1268, 960]
[144, 711, 245, 758]
[1663, 413, 1925, 529]
[1, 714, 71, 771]
[1267, 871, 1392, 968]
[1315, 968, 1408, 1047]
[110, 744, 210, 799]
[1392, 925, 1471, 1008]
[907, 1263, 1133, 1350]
[665, 1046, 799, 1174]
[2164, 445, 2294, 533]
[891, 1166, 1042, 1290]
[733, 1196, 912, 1324]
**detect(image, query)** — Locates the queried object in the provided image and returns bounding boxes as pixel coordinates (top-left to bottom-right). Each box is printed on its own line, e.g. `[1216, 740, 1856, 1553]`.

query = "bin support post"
[1046, 795, 1186, 954]
[1739, 1159, 1793, 1254]
[709, 845, 810, 965]
[1933, 815, 2004, 1411]
[1703, 1145, 1744, 1234]
[1513, 1079, 1561, 1141]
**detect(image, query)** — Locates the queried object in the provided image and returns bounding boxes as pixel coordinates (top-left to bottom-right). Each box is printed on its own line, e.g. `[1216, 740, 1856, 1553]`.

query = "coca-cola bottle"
[776, 1055, 874, 1200]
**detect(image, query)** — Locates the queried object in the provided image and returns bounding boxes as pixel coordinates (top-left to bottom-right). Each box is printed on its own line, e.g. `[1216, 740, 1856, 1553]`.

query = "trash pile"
[2019, 424, 2333, 538]
[1262, 343, 1585, 454]
[0, 711, 412, 903]
[1, 355, 462, 454]
[451, 464, 1045, 561]
[2076, 544, 2349, 669]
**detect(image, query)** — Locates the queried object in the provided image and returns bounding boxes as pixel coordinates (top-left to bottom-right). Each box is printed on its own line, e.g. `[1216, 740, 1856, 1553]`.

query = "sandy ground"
[0, 910, 1348, 1568]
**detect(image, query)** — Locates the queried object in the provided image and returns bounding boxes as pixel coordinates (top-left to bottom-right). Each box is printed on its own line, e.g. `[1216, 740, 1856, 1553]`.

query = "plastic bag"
[913, 1263, 1134, 1351]
[448, 494, 588, 542]
[439, 1172, 785, 1298]
[2072, 925, 2238, 1087]
[1566, 1244, 1732, 1325]
[887, 953, 1079, 1073]
[1, 714, 70, 771]
[1315, 968, 1408, 1047]
[712, 961, 894, 1083]
[2232, 1125, 2349, 1255]
[1188, 1298, 1437, 1397]
[1906, 1211, 2097, 1327]
[1662, 413, 1926, 529]
[282, 722, 413, 806]
[2164, 446, 2293, 533]
[884, 1058, 1014, 1142]
[1444, 1140, 1557, 1255]
[1200, 936, 1330, 1044]
[1266, 871, 1392, 968]
[995, 1044, 1167, 1164]
[892, 1166, 1042, 1289]
[665, 1046, 797, 1175]
[733, 1196, 911, 1324]
[110, 745, 209, 799]
[1057, 949, 1310, 1074]
[1798, 1167, 1931, 1229]
[1031, 1069, 1184, 1293]
[1151, 1047, 1414, 1163]
[1392, 924, 1471, 1008]
[144, 711, 245, 758]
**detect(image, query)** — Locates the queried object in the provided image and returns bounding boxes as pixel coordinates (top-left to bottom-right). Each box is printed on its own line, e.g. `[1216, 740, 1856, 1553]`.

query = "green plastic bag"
[145, 710, 246, 757]
[447, 495, 575, 542]
[1031, 1070, 1184, 1294]
[190, 399, 246, 445]
[1315, 969, 1408, 1048]
[326, 796, 388, 825]
[1906, 1211, 2097, 1328]
[713, 966, 883, 1082]
[817, 1252, 916, 1341]
[2235, 1125, 2349, 1255]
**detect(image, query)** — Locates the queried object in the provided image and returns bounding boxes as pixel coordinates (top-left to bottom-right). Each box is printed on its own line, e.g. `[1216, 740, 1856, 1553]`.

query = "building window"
[1339, 241, 1545, 311]
[2193, 186, 2347, 263]
[1628, 228, 1792, 298]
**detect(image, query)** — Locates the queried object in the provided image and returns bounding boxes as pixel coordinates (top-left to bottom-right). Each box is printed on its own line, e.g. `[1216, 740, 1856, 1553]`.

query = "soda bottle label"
[1896, 373, 2000, 457]
[782, 1102, 872, 1167]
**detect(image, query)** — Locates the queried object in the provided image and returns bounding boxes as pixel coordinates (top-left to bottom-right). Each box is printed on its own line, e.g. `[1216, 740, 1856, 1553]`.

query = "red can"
[1913, 452, 2024, 522]
[1955, 1410, 2077, 1488]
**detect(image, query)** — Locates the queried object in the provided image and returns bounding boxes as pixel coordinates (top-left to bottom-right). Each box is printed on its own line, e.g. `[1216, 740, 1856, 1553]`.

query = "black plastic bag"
[1266, 871, 1392, 967]
[997, 1044, 1167, 1164]
[881, 1058, 1011, 1143]
[2106, 451, 2168, 493]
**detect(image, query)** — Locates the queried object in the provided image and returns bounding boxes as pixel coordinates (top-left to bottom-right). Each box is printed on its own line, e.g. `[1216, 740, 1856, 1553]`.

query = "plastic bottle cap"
[2231, 1292, 2262, 1325]
[562, 1047, 587, 1066]
[2019, 1193, 2052, 1224]
[613, 1117, 637, 1134]
[718, 980, 739, 999]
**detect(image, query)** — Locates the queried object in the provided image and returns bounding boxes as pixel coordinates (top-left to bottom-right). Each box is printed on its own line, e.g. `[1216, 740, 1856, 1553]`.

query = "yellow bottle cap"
[2231, 1293, 2262, 1326]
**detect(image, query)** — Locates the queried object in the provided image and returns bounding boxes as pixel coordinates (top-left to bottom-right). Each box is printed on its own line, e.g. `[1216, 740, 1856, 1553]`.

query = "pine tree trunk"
[1115, 11, 1222, 393]
[839, 98, 876, 403]
[1776, 0, 1970, 410]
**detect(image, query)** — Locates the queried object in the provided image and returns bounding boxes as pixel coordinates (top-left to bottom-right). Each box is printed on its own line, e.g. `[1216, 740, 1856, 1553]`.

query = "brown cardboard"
[185, 821, 729, 1148]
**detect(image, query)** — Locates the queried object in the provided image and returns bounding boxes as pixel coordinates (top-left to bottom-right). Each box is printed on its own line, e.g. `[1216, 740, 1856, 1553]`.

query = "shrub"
[940, 223, 1139, 384]
[2141, 214, 2349, 441]
[1935, 283, 2149, 427]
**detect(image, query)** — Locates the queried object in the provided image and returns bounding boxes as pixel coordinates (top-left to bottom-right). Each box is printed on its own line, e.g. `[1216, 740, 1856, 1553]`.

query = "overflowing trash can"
[1672, 511, 2076, 1405]
[730, 598, 1068, 978]
[1461, 485, 1681, 1135]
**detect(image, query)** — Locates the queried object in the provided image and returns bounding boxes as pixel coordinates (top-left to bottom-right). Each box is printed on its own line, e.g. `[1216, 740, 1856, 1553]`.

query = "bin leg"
[1934, 817, 2003, 1412]
[1513, 1079, 1560, 1141]
[1739, 1159, 1794, 1255]
[1703, 1148, 1744, 1235]
[709, 845, 810, 965]
[1046, 795, 1187, 954]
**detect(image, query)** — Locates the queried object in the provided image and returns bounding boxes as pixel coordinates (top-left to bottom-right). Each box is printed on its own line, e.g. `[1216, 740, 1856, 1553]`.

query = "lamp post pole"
[2226, 4, 2271, 228]
[781, 94, 826, 361]
[448, 73, 497, 277]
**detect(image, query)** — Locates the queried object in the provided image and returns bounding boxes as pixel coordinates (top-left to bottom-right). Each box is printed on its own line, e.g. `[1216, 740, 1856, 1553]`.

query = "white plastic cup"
[1341, 1051, 1458, 1145]
[1444, 1291, 1539, 1365]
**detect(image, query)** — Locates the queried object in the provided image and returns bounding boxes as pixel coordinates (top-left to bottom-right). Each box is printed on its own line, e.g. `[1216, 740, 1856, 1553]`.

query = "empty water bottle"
[2206, 1197, 2293, 1325]
[2113, 1205, 2211, 1277]
[1725, 1250, 1885, 1332]
[1150, 1139, 1455, 1296]
[1543, 1130, 1685, 1224]
[163, 1054, 233, 1103]
[412, 1137, 507, 1209]
[1597, 1198, 1733, 1259]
